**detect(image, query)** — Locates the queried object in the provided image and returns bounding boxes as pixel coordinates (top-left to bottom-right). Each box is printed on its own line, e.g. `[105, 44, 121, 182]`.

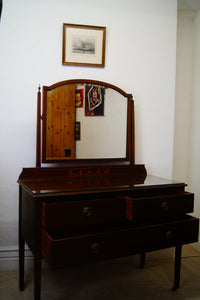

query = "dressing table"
[18, 79, 199, 300]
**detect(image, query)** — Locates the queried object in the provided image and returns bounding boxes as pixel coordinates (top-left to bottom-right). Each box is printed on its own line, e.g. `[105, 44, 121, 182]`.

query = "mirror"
[39, 79, 133, 164]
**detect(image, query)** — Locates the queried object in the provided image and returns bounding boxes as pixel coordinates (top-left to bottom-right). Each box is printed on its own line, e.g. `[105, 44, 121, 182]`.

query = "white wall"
[173, 9, 200, 209]
[173, 10, 195, 183]
[189, 9, 200, 218]
[173, 8, 200, 244]
[0, 0, 177, 256]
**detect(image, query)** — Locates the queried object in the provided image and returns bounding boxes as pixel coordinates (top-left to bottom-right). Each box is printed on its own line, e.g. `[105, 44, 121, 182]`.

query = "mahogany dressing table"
[18, 79, 199, 300]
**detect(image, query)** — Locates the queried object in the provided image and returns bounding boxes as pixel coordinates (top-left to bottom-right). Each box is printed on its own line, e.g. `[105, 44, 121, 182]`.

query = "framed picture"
[85, 84, 105, 116]
[62, 23, 106, 67]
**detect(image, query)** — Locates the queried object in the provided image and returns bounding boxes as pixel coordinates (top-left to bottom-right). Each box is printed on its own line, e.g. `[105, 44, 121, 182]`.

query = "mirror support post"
[131, 97, 135, 165]
[36, 85, 41, 168]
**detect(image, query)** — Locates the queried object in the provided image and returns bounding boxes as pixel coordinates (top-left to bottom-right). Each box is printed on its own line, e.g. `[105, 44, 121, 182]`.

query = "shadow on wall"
[0, 1, 2, 21]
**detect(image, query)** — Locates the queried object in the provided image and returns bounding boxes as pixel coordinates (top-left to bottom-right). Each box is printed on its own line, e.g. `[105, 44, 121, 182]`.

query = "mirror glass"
[42, 80, 132, 163]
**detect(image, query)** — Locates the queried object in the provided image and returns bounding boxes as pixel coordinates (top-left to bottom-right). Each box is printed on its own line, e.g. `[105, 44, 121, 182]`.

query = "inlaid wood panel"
[46, 84, 76, 159]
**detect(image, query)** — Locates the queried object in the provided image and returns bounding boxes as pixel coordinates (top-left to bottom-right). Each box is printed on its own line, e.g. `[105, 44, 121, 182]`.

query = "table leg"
[19, 186, 25, 291]
[34, 199, 42, 300]
[34, 254, 42, 300]
[19, 236, 25, 291]
[172, 244, 182, 291]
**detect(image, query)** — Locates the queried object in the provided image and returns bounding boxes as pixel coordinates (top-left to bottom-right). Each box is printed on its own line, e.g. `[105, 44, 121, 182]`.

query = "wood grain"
[46, 84, 76, 159]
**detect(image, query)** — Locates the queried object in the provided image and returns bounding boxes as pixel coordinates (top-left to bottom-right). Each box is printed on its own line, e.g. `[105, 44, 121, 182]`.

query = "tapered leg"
[19, 236, 25, 291]
[18, 185, 43, 299]
[19, 186, 25, 291]
[140, 252, 146, 268]
[172, 244, 182, 291]
[34, 254, 42, 300]
[34, 199, 43, 300]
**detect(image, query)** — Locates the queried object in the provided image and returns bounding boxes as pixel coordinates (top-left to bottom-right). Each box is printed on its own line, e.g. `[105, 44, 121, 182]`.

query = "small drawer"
[125, 192, 194, 222]
[42, 197, 125, 228]
[42, 216, 199, 268]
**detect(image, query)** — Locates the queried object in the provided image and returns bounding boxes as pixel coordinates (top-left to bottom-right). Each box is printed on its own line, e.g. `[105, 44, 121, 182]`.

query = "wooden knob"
[166, 230, 174, 242]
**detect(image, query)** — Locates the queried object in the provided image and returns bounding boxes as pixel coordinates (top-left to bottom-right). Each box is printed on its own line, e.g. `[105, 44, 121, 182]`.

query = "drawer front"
[42, 216, 199, 268]
[42, 197, 125, 228]
[125, 192, 194, 222]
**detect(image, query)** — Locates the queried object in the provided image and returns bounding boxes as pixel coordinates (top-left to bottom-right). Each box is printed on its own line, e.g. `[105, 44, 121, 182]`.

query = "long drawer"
[125, 192, 194, 222]
[42, 216, 199, 268]
[42, 196, 125, 228]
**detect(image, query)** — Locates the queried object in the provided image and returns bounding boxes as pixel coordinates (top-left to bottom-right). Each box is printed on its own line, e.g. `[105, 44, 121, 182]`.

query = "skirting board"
[0, 246, 33, 271]
[192, 242, 200, 253]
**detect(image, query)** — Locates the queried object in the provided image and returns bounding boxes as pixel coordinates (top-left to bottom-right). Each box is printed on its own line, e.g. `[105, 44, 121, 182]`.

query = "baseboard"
[191, 242, 200, 253]
[0, 246, 33, 271]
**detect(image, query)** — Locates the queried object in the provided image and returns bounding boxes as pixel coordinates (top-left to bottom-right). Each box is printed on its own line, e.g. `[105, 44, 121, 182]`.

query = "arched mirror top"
[36, 79, 135, 166]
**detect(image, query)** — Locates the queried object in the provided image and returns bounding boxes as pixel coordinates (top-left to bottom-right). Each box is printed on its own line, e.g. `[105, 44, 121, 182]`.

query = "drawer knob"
[83, 206, 93, 217]
[90, 243, 100, 254]
[162, 201, 169, 211]
[166, 230, 174, 242]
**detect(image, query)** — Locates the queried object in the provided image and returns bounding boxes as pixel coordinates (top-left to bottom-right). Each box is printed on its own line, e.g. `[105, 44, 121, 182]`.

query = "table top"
[18, 174, 186, 197]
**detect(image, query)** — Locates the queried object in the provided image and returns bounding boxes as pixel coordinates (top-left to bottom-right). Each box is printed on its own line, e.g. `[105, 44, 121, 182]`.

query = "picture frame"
[62, 23, 106, 67]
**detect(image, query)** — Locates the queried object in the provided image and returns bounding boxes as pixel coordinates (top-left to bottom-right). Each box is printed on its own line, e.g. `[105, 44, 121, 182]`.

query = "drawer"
[42, 216, 199, 268]
[42, 197, 125, 228]
[125, 192, 194, 222]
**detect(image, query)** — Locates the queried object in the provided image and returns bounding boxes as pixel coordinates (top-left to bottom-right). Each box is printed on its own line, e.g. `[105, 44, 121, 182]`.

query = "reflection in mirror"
[45, 84, 76, 160]
[41, 80, 132, 163]
[76, 86, 127, 159]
